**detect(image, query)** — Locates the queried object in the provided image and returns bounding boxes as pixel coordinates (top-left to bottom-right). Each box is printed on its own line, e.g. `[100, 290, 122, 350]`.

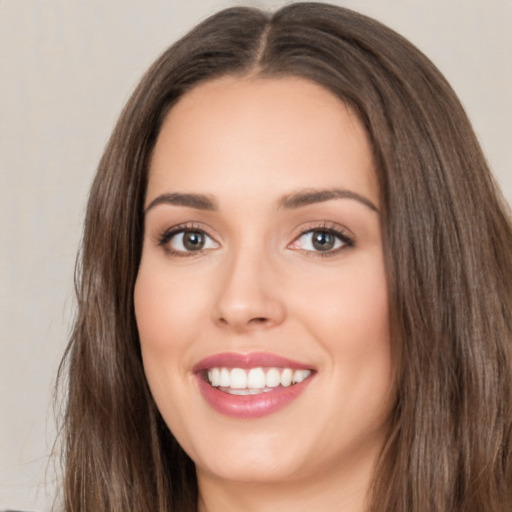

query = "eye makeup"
[153, 219, 355, 259]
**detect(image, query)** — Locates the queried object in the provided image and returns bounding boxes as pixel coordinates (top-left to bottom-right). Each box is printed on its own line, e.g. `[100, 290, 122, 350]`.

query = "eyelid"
[154, 222, 220, 256]
[152, 220, 354, 258]
[287, 221, 355, 256]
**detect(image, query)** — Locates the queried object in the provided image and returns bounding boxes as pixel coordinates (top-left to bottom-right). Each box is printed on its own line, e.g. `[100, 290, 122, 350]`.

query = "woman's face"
[135, 76, 392, 489]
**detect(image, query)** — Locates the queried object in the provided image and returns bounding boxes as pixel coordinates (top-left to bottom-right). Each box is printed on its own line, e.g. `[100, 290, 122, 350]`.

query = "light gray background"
[1, 1, 510, 510]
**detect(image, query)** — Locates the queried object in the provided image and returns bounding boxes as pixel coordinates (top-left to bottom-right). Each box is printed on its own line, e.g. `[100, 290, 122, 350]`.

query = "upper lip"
[192, 352, 315, 373]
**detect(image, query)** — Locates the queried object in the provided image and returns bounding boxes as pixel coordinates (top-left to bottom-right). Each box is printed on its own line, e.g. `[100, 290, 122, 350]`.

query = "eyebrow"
[144, 188, 379, 215]
[279, 188, 379, 212]
[145, 193, 217, 214]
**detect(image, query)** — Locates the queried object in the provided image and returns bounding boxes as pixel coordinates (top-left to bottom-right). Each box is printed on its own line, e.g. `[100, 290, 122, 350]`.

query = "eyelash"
[156, 222, 354, 258]
[291, 223, 354, 258]
[156, 222, 217, 257]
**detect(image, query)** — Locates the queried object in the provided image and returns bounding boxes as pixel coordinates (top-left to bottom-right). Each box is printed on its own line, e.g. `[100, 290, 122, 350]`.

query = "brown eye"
[290, 227, 353, 255]
[311, 231, 336, 251]
[182, 231, 205, 251]
[165, 229, 219, 254]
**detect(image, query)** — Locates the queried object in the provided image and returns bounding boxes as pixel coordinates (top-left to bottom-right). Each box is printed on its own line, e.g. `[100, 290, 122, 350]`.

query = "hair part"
[58, 3, 512, 511]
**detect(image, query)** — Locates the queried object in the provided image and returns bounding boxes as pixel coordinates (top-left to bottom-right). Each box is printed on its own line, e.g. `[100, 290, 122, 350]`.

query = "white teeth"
[230, 368, 247, 389]
[207, 368, 220, 387]
[228, 389, 251, 395]
[247, 367, 266, 388]
[206, 366, 313, 391]
[266, 368, 281, 388]
[220, 368, 230, 387]
[281, 368, 293, 387]
[292, 369, 311, 383]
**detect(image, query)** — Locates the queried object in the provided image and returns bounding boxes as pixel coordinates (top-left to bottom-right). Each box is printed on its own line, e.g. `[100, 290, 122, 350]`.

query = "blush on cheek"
[134, 276, 171, 355]
[134, 271, 208, 376]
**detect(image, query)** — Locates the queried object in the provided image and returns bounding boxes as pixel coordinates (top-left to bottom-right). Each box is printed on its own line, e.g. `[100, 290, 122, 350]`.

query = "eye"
[159, 227, 219, 255]
[290, 227, 353, 254]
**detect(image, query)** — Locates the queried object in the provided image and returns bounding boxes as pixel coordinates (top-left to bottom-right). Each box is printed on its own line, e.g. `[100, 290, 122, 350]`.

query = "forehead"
[148, 75, 378, 207]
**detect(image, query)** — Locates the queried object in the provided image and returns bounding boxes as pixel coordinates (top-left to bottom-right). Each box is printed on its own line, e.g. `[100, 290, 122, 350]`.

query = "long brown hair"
[58, 3, 512, 511]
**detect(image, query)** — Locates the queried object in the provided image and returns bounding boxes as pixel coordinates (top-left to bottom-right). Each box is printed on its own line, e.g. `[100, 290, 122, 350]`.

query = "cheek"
[133, 263, 202, 427]
[297, 254, 389, 342]
[294, 253, 391, 389]
[134, 261, 206, 353]
[318, 264, 392, 433]
[133, 261, 207, 414]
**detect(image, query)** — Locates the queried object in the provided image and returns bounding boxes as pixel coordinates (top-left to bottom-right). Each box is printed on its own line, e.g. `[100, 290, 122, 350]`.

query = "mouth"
[193, 353, 315, 418]
[205, 366, 312, 395]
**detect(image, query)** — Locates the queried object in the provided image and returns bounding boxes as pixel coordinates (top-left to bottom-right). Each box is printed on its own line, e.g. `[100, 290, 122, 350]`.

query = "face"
[134, 76, 392, 490]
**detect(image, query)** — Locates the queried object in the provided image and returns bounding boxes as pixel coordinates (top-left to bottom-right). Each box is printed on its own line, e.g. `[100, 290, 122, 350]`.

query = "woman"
[58, 2, 512, 511]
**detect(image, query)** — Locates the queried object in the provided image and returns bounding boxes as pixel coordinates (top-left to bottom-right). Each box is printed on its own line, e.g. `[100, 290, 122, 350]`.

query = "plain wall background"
[1, 1, 510, 510]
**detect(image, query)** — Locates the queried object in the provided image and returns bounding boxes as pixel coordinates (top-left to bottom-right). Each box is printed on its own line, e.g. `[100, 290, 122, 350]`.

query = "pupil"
[184, 231, 204, 251]
[312, 231, 334, 251]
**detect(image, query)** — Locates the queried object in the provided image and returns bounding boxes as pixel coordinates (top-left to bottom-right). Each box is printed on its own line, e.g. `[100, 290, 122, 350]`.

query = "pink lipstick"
[193, 352, 315, 419]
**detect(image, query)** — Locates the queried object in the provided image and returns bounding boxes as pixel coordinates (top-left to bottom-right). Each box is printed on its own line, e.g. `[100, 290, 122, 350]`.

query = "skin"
[134, 75, 393, 512]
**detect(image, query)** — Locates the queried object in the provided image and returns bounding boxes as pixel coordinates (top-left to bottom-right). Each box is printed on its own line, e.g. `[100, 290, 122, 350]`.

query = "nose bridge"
[213, 239, 285, 330]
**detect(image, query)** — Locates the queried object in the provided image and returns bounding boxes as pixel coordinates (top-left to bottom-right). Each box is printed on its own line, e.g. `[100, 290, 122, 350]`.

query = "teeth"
[206, 366, 312, 391]
[228, 389, 252, 396]
[220, 368, 230, 387]
[208, 368, 220, 387]
[247, 367, 266, 388]
[293, 369, 311, 383]
[266, 368, 281, 388]
[281, 368, 293, 387]
[230, 368, 247, 389]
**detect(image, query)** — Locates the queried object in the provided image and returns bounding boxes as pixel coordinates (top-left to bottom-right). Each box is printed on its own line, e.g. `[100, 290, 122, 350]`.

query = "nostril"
[246, 317, 274, 329]
[217, 315, 270, 329]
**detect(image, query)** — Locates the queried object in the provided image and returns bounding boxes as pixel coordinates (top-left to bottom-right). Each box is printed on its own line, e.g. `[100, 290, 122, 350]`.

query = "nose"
[212, 245, 286, 332]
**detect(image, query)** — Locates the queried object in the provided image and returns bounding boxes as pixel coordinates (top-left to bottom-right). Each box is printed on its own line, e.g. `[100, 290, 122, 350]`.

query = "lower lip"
[196, 375, 314, 419]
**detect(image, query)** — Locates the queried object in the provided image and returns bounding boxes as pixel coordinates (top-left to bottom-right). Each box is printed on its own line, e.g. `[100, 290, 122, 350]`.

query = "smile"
[206, 367, 312, 395]
[194, 353, 315, 418]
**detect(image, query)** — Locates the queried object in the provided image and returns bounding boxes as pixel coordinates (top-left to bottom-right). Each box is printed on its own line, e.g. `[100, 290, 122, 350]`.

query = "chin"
[195, 444, 311, 485]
